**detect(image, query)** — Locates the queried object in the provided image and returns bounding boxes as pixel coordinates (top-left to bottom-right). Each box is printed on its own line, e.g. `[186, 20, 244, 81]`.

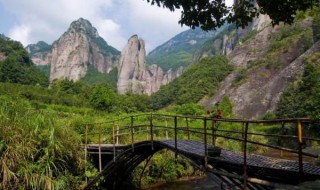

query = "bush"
[175, 103, 204, 116]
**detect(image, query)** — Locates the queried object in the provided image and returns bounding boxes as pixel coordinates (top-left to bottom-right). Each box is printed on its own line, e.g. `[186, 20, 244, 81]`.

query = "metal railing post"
[85, 125, 88, 184]
[204, 117, 208, 168]
[243, 122, 249, 190]
[241, 122, 245, 152]
[116, 125, 119, 145]
[113, 122, 116, 162]
[297, 120, 304, 177]
[186, 117, 190, 140]
[212, 119, 217, 146]
[98, 124, 102, 172]
[280, 121, 285, 158]
[131, 116, 134, 152]
[174, 116, 178, 159]
[165, 119, 169, 140]
[150, 113, 154, 150]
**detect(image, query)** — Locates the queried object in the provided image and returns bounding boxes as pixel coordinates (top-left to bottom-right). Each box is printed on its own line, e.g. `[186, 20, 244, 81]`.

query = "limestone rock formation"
[117, 35, 146, 93]
[27, 18, 120, 82]
[200, 18, 316, 118]
[117, 35, 181, 94]
[50, 18, 120, 81]
[26, 41, 52, 66]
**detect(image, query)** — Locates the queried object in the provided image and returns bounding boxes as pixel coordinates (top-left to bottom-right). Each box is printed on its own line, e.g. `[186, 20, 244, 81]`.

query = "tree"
[145, 0, 320, 30]
[89, 84, 117, 111]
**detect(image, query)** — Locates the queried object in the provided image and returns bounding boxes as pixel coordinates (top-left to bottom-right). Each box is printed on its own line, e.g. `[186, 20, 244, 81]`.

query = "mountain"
[28, 18, 120, 82]
[199, 13, 320, 118]
[151, 10, 320, 119]
[26, 41, 52, 66]
[117, 35, 182, 94]
[147, 27, 225, 71]
[26, 41, 52, 56]
[0, 35, 48, 86]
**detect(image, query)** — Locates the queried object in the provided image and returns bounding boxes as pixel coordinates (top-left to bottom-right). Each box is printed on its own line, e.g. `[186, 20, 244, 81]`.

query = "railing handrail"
[79, 113, 312, 126]
[82, 113, 320, 189]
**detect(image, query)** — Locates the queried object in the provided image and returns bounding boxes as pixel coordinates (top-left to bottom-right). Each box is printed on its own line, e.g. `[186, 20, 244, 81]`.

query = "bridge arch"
[82, 114, 320, 190]
[84, 140, 208, 190]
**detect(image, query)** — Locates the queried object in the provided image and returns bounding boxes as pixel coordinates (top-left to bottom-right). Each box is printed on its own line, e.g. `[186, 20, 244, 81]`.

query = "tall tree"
[145, 0, 320, 30]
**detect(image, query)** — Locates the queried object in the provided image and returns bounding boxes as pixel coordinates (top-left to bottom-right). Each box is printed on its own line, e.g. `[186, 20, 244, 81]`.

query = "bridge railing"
[81, 114, 320, 187]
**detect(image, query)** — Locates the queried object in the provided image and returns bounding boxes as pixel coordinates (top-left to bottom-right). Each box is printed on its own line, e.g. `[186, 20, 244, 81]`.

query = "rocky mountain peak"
[26, 41, 51, 55]
[49, 18, 120, 81]
[117, 35, 146, 94]
[68, 18, 99, 38]
[117, 35, 181, 94]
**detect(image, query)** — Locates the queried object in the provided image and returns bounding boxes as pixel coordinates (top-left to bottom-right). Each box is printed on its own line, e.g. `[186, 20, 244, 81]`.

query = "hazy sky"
[0, 0, 233, 52]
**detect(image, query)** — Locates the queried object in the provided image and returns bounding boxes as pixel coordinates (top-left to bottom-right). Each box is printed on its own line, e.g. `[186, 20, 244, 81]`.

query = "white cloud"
[2, 0, 116, 46]
[9, 24, 31, 45]
[94, 19, 127, 50]
[1, 0, 197, 52]
[124, 0, 187, 52]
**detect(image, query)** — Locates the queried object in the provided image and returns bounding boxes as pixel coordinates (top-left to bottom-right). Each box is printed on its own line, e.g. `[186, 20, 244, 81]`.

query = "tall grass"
[0, 95, 85, 190]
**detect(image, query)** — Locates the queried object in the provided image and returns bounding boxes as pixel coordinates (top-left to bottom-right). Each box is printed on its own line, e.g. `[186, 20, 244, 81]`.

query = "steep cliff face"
[26, 41, 52, 66]
[27, 18, 120, 82]
[117, 35, 146, 93]
[200, 18, 317, 118]
[117, 35, 182, 94]
[195, 13, 271, 63]
[50, 18, 120, 81]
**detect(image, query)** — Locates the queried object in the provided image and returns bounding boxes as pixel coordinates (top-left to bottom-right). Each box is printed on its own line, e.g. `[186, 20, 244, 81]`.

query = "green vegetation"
[196, 24, 236, 61]
[132, 151, 202, 187]
[276, 52, 320, 120]
[0, 96, 85, 190]
[81, 65, 118, 88]
[146, 0, 319, 30]
[147, 50, 192, 71]
[26, 41, 52, 56]
[0, 36, 48, 87]
[2, 6, 320, 189]
[151, 56, 233, 109]
[147, 27, 222, 71]
[232, 68, 248, 87]
[36, 65, 51, 77]
[89, 84, 117, 112]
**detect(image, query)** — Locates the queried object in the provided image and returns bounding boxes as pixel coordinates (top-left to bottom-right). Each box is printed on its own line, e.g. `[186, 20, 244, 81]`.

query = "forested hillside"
[147, 27, 225, 71]
[199, 8, 320, 119]
[0, 35, 48, 86]
[151, 56, 233, 109]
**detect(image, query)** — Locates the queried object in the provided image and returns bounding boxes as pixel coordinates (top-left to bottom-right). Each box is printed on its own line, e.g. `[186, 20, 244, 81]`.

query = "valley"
[1, 1, 320, 189]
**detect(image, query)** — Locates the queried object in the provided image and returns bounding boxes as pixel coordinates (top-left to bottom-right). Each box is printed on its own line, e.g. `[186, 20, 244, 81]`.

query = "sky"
[0, 0, 233, 53]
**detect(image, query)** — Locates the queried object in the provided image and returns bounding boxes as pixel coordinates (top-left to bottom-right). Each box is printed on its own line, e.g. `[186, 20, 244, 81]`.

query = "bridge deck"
[87, 139, 320, 178]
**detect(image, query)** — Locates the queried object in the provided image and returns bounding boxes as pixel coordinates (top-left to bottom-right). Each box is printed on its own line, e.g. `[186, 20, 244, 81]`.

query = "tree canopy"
[145, 0, 320, 30]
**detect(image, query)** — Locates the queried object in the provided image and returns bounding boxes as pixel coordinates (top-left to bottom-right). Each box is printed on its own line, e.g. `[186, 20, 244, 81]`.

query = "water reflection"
[144, 177, 219, 190]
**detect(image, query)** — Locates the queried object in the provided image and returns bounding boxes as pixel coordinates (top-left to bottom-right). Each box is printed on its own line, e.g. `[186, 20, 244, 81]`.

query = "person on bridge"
[216, 110, 222, 118]
[212, 110, 222, 128]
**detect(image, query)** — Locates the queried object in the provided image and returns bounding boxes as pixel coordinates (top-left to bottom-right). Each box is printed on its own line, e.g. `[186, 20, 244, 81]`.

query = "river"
[143, 177, 219, 190]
